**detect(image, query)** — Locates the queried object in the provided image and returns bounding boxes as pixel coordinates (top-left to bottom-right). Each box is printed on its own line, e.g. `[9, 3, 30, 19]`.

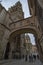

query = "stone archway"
[0, 15, 43, 61]
[8, 28, 42, 60]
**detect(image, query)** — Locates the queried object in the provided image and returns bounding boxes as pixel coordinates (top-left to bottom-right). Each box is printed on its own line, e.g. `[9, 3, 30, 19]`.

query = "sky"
[1, 0, 35, 45]
[28, 33, 35, 45]
[25, 33, 35, 45]
[1, 0, 30, 18]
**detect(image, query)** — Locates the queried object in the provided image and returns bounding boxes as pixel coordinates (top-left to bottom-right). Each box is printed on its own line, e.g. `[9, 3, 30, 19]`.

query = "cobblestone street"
[0, 59, 43, 65]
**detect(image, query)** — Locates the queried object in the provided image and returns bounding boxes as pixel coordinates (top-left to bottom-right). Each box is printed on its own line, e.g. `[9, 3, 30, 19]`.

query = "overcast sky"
[28, 33, 35, 45]
[1, 0, 35, 45]
[1, 0, 30, 18]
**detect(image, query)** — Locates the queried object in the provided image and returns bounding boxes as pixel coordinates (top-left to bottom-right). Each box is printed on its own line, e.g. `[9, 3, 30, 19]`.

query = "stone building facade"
[20, 34, 32, 57]
[31, 45, 38, 55]
[0, 1, 24, 59]
[7, 1, 24, 59]
[0, 0, 43, 61]
[28, 0, 43, 62]
[28, 0, 43, 31]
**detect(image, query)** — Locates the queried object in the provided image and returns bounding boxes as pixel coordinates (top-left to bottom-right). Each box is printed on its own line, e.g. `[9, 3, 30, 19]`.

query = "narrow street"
[0, 59, 43, 65]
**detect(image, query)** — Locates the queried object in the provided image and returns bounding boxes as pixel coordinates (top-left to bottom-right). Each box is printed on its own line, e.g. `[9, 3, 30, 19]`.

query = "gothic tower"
[8, 1, 24, 22]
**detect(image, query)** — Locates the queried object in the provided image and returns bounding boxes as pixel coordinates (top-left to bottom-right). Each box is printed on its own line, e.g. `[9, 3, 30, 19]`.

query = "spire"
[15, 1, 22, 7]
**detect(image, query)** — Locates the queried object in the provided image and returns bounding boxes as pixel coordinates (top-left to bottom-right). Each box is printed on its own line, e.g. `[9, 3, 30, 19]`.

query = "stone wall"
[8, 1, 24, 22]
[0, 6, 11, 59]
[35, 0, 43, 32]
[28, 0, 35, 15]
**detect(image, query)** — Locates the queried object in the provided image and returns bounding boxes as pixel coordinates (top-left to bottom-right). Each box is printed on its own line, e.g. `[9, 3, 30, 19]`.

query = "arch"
[9, 28, 38, 42]
[8, 27, 43, 59]
[9, 28, 40, 52]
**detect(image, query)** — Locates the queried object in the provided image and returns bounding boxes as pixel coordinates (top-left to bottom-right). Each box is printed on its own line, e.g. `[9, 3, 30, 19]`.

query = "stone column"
[38, 37, 43, 62]
[36, 37, 43, 62]
[16, 35, 21, 58]
[16, 35, 21, 52]
[9, 42, 14, 59]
